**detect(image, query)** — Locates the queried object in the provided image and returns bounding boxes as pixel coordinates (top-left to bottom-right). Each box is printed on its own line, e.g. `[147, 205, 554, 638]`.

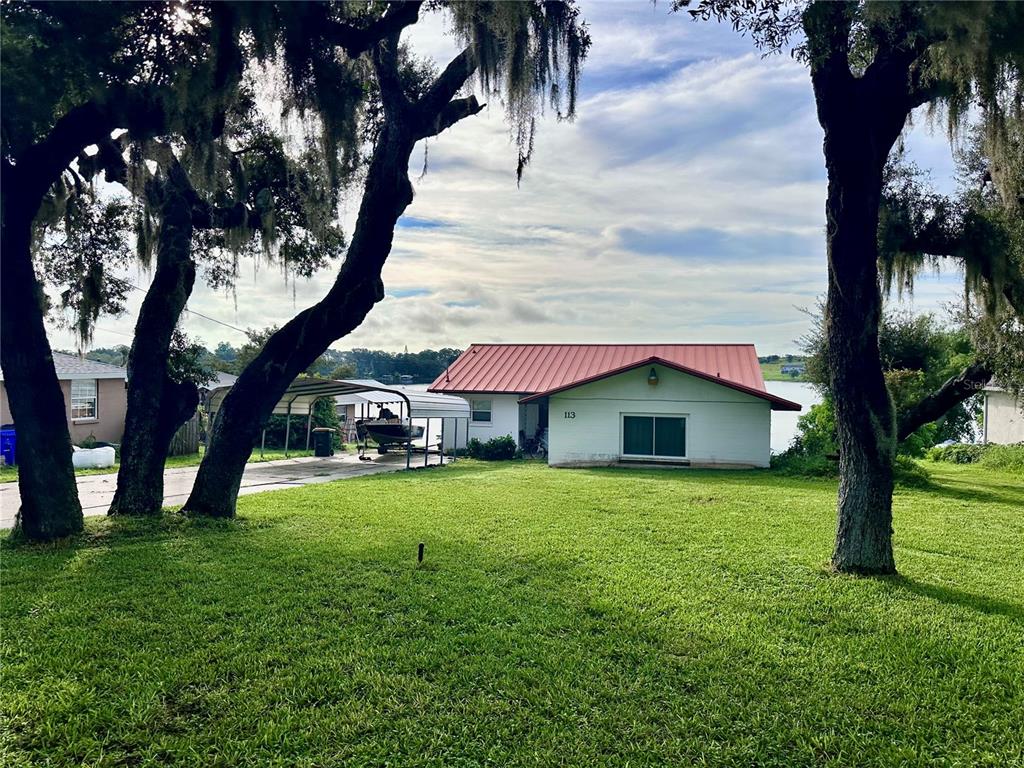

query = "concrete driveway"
[0, 452, 445, 529]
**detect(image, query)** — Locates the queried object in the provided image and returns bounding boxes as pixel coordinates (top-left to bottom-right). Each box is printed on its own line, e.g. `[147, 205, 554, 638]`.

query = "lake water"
[400, 380, 821, 455]
[765, 380, 822, 454]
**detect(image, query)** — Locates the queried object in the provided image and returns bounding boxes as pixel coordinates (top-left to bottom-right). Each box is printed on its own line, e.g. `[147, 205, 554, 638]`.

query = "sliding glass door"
[622, 415, 687, 459]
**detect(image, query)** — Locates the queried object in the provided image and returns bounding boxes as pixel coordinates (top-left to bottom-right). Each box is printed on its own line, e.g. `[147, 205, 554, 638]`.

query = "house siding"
[62, 379, 128, 444]
[1, 379, 127, 445]
[984, 390, 1024, 445]
[466, 394, 520, 445]
[0, 385, 11, 426]
[546, 363, 771, 468]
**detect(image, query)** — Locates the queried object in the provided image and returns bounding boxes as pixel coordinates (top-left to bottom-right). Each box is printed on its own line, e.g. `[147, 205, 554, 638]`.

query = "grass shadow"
[914, 475, 1024, 507]
[4, 462, 1023, 765]
[884, 575, 1024, 625]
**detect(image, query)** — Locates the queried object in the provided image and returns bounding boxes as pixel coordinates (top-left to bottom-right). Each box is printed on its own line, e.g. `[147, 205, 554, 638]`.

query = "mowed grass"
[2, 462, 1022, 767]
[0, 448, 321, 484]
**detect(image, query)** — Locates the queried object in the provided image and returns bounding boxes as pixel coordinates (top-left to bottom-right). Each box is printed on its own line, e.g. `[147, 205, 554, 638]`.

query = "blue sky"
[55, 1, 967, 354]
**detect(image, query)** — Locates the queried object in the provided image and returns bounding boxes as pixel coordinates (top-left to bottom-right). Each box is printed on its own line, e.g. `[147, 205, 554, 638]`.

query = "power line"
[181, 306, 249, 335]
[94, 325, 135, 339]
[108, 275, 251, 336]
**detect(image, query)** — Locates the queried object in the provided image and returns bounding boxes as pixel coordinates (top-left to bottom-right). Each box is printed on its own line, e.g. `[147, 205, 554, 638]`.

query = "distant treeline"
[83, 344, 464, 385]
[757, 354, 806, 364]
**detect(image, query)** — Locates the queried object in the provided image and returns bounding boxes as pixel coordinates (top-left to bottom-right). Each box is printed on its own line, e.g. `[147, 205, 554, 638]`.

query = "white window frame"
[470, 399, 492, 424]
[620, 412, 688, 460]
[71, 379, 99, 421]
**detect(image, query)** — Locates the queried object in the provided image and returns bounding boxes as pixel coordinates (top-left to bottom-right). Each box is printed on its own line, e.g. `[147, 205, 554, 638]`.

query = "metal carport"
[206, 378, 470, 468]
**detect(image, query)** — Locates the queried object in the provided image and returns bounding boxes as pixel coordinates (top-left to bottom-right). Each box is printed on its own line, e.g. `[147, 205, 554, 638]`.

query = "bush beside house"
[466, 435, 518, 461]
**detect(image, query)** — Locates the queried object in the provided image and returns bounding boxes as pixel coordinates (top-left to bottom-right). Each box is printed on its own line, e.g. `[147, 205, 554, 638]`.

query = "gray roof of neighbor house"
[0, 352, 127, 382]
[207, 371, 239, 390]
[52, 352, 127, 379]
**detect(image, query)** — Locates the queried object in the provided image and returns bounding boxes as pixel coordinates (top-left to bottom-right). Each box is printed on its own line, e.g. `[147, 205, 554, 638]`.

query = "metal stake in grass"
[418, 542, 425, 564]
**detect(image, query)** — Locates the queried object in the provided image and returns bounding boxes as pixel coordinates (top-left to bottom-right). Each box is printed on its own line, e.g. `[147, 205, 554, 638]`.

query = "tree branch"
[417, 48, 478, 118]
[890, 223, 1024, 316]
[897, 361, 992, 441]
[898, 225, 961, 260]
[417, 96, 485, 140]
[370, 33, 412, 119]
[13, 87, 170, 207]
[803, 2, 855, 82]
[145, 141, 255, 232]
[192, 200, 250, 231]
[906, 77, 956, 111]
[1002, 276, 1024, 317]
[326, 1, 422, 59]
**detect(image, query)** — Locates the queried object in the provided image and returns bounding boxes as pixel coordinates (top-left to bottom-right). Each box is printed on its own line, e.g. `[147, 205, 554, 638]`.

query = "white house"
[429, 344, 801, 468]
[982, 385, 1024, 444]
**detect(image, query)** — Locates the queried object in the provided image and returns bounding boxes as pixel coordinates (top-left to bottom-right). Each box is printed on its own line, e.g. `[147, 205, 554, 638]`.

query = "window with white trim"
[71, 379, 99, 420]
[471, 399, 492, 423]
[622, 414, 686, 458]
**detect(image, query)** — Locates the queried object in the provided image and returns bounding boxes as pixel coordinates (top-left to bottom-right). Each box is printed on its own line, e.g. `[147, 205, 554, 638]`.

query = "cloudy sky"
[55, 1, 967, 355]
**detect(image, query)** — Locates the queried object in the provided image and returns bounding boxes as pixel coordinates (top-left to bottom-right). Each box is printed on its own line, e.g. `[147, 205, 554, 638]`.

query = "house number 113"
[564, 411, 576, 419]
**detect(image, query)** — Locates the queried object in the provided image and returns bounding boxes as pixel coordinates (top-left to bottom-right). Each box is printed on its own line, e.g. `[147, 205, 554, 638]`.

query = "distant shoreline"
[760, 361, 809, 382]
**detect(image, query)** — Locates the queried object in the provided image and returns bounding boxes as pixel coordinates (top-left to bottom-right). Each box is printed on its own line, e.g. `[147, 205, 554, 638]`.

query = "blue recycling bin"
[0, 429, 16, 466]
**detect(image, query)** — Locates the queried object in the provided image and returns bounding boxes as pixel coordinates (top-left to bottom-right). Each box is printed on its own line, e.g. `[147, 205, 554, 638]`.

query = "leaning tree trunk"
[0, 164, 84, 540]
[109, 172, 199, 516]
[181, 125, 417, 517]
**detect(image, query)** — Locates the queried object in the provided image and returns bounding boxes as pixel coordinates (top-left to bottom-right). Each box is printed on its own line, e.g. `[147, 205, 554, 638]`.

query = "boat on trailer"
[356, 419, 424, 454]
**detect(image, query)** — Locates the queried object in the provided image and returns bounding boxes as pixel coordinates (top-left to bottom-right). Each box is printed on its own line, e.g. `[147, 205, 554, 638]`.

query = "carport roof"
[207, 378, 470, 419]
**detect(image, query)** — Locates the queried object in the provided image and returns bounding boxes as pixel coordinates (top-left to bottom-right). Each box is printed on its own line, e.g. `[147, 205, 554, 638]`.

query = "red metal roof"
[429, 344, 798, 410]
[519, 355, 802, 411]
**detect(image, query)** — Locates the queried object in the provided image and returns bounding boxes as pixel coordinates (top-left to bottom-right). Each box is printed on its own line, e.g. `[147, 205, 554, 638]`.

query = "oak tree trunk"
[0, 165, 84, 540]
[182, 126, 417, 517]
[824, 164, 897, 575]
[814, 65, 911, 574]
[109, 172, 199, 516]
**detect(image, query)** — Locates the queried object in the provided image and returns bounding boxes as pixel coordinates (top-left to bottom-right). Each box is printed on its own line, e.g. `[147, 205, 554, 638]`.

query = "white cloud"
[50, 2, 967, 356]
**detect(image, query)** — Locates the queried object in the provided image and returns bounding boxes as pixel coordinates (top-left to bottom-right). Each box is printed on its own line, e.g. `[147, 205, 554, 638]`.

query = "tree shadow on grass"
[913, 476, 1024, 508]
[4, 502, 1022, 766]
[883, 575, 1024, 625]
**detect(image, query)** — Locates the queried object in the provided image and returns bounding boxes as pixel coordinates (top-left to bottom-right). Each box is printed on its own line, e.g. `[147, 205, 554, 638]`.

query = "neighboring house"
[780, 363, 805, 375]
[0, 352, 128, 445]
[429, 344, 801, 468]
[202, 371, 239, 406]
[982, 385, 1024, 445]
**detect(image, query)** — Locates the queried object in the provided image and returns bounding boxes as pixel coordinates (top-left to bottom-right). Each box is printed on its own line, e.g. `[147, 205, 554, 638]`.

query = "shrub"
[467, 435, 517, 461]
[770, 450, 837, 478]
[261, 397, 343, 450]
[893, 455, 932, 488]
[772, 400, 838, 478]
[927, 443, 986, 464]
[788, 401, 837, 457]
[897, 422, 938, 458]
[979, 443, 1024, 471]
[772, 451, 932, 485]
[926, 442, 1024, 471]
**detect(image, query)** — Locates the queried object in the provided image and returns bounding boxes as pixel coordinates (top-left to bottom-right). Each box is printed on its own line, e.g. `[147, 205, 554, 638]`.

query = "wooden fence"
[168, 413, 200, 456]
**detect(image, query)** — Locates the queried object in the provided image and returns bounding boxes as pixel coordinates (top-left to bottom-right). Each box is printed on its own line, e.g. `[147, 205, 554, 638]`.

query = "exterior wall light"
[648, 367, 659, 386]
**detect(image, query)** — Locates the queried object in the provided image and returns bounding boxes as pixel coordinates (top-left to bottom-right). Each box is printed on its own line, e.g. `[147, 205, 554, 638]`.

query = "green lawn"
[3, 462, 1022, 766]
[0, 447, 320, 484]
